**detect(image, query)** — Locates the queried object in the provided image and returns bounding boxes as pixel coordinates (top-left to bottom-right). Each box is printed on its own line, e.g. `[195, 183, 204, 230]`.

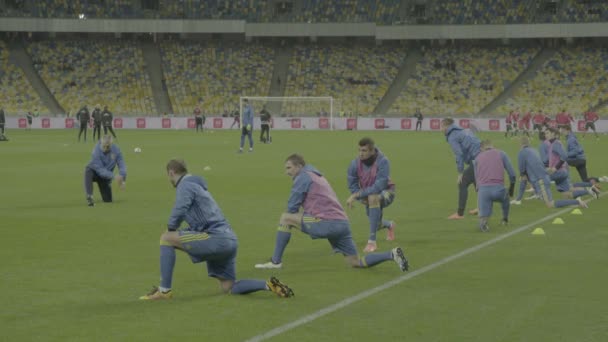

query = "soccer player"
[26, 111, 34, 130]
[230, 109, 240, 129]
[474, 140, 516, 232]
[582, 110, 599, 139]
[520, 110, 531, 137]
[532, 110, 545, 137]
[414, 108, 424, 131]
[560, 124, 605, 184]
[0, 107, 5, 135]
[511, 136, 587, 208]
[442, 118, 481, 219]
[260, 105, 271, 143]
[140, 159, 294, 300]
[545, 128, 599, 200]
[254, 154, 408, 271]
[505, 111, 513, 138]
[238, 98, 254, 153]
[101, 106, 117, 138]
[194, 106, 203, 132]
[346, 137, 397, 252]
[91, 104, 102, 141]
[83, 135, 126, 206]
[76, 105, 90, 142]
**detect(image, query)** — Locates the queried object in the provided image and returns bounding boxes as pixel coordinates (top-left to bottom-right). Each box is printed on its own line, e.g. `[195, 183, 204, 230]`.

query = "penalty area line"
[245, 200, 594, 342]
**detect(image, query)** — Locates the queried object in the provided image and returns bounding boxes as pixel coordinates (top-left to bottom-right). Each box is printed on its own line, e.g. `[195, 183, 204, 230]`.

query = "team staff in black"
[414, 108, 424, 131]
[102, 105, 117, 138]
[260, 105, 271, 143]
[194, 107, 204, 132]
[92, 104, 102, 141]
[77, 105, 90, 142]
[0, 108, 5, 135]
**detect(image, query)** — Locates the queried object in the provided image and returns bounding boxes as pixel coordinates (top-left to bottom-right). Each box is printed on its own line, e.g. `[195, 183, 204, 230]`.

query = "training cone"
[532, 227, 546, 235]
[571, 209, 582, 215]
[552, 218, 565, 224]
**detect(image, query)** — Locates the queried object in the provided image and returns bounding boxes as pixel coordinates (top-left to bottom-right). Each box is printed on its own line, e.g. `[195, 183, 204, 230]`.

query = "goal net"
[240, 96, 335, 130]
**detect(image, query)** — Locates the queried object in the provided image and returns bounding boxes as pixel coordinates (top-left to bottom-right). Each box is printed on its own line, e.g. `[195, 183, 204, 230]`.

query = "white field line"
[245, 196, 602, 342]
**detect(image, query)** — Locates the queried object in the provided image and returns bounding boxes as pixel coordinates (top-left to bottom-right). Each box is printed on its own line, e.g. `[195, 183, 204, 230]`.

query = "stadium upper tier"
[0, 41, 48, 114]
[2, 0, 607, 24]
[388, 46, 539, 116]
[26, 40, 156, 115]
[160, 41, 274, 115]
[284, 44, 405, 116]
[496, 46, 608, 116]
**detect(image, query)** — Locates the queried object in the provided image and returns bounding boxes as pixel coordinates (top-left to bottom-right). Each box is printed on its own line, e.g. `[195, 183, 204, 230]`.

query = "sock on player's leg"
[160, 244, 176, 290]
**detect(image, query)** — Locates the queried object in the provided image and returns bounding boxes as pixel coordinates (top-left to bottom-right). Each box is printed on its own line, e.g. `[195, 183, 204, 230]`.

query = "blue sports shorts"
[178, 230, 238, 281]
[300, 216, 358, 256]
[477, 185, 508, 217]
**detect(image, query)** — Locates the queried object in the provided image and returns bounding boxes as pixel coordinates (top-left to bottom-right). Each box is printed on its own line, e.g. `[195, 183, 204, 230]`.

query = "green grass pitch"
[1, 129, 607, 341]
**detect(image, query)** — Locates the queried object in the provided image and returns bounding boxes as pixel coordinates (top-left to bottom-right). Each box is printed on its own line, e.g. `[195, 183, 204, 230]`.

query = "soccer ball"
[134, 147, 142, 153]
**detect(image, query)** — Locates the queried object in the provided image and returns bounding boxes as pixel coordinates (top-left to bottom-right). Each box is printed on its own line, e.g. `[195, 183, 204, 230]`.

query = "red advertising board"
[347, 118, 357, 130]
[136, 118, 146, 129]
[430, 119, 440, 130]
[401, 118, 412, 130]
[41, 118, 50, 128]
[18, 118, 27, 128]
[114, 118, 123, 128]
[291, 118, 301, 129]
[374, 119, 385, 129]
[65, 118, 74, 128]
[162, 118, 171, 129]
[577, 120, 586, 131]
[213, 118, 223, 128]
[187, 118, 196, 128]
[318, 118, 329, 129]
[459, 119, 470, 129]
[489, 119, 500, 131]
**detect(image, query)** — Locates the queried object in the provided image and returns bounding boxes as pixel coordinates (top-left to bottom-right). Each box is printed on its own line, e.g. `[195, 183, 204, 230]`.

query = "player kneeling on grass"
[545, 128, 599, 201]
[512, 136, 588, 209]
[140, 159, 293, 300]
[346, 137, 397, 253]
[474, 140, 516, 232]
[254, 154, 409, 272]
[83, 135, 126, 206]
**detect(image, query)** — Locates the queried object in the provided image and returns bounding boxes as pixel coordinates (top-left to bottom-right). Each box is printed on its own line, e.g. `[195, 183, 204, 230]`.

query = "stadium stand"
[294, 0, 401, 24]
[561, 0, 608, 23]
[26, 40, 156, 115]
[160, 40, 275, 115]
[283, 43, 406, 116]
[0, 40, 48, 114]
[430, 0, 535, 24]
[497, 46, 608, 117]
[388, 46, 539, 116]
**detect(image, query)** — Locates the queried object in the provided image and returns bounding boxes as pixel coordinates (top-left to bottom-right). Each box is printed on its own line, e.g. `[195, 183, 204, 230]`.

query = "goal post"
[239, 96, 335, 130]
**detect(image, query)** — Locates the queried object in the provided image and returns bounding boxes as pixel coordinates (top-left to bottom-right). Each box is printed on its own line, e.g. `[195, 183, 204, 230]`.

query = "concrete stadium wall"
[1, 18, 607, 39]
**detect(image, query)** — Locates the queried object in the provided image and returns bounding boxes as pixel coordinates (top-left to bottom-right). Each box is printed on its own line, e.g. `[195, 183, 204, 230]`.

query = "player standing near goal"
[254, 154, 408, 272]
[346, 137, 397, 253]
[260, 105, 271, 143]
[238, 98, 254, 153]
[140, 159, 293, 300]
[442, 118, 481, 219]
[582, 110, 600, 139]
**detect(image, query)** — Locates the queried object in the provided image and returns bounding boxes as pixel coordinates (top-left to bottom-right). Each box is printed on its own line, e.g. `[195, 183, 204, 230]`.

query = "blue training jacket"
[86, 142, 127, 180]
[242, 104, 254, 127]
[347, 148, 392, 197]
[167, 175, 235, 235]
[565, 132, 585, 160]
[445, 124, 481, 173]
